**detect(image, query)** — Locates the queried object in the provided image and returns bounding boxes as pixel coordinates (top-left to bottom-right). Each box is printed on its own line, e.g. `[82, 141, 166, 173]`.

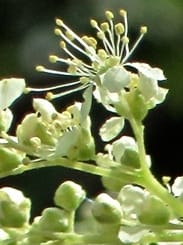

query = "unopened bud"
[54, 181, 86, 211]
[92, 193, 122, 224]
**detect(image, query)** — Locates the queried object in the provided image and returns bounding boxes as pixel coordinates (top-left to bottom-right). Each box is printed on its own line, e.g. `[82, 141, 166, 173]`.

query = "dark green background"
[0, 0, 183, 217]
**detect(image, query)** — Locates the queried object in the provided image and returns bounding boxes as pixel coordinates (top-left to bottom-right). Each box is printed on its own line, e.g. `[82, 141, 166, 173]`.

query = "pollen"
[36, 65, 45, 72]
[115, 23, 125, 35]
[46, 92, 54, 101]
[105, 10, 114, 20]
[59, 41, 66, 49]
[119, 9, 127, 17]
[49, 55, 58, 63]
[140, 26, 148, 34]
[100, 22, 109, 32]
[54, 28, 62, 36]
[55, 18, 63, 26]
[90, 19, 98, 28]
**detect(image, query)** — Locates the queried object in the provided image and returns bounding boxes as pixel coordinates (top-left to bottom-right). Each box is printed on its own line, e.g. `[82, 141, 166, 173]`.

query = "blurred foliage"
[0, 0, 183, 216]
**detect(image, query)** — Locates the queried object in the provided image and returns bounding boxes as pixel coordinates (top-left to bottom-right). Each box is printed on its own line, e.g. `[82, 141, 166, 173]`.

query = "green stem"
[130, 118, 183, 218]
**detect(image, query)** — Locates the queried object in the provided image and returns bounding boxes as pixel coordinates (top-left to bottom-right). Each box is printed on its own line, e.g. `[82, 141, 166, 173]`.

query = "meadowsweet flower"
[30, 10, 167, 116]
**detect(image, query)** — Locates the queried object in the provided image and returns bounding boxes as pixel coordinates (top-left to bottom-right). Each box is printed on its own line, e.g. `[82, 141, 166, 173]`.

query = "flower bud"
[121, 149, 140, 168]
[126, 88, 148, 121]
[54, 181, 86, 211]
[0, 147, 25, 172]
[138, 195, 170, 225]
[0, 187, 30, 227]
[92, 193, 122, 224]
[38, 207, 69, 232]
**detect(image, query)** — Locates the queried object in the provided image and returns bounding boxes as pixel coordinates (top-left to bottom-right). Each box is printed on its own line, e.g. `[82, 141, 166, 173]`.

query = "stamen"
[105, 10, 114, 20]
[56, 19, 97, 59]
[54, 28, 94, 61]
[36, 66, 89, 77]
[28, 81, 82, 92]
[122, 26, 147, 63]
[90, 19, 98, 28]
[46, 83, 91, 100]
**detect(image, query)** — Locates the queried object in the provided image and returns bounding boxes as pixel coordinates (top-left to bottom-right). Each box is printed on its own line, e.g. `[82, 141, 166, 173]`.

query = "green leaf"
[99, 116, 124, 142]
[0, 78, 25, 110]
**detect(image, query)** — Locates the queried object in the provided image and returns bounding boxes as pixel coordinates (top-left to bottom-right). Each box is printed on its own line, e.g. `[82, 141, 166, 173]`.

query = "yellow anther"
[97, 31, 105, 40]
[115, 23, 125, 35]
[67, 64, 77, 74]
[54, 28, 62, 36]
[97, 49, 108, 60]
[122, 36, 129, 44]
[65, 30, 74, 41]
[82, 36, 97, 48]
[49, 55, 58, 63]
[162, 176, 171, 185]
[30, 137, 41, 148]
[105, 10, 114, 20]
[105, 56, 120, 68]
[80, 77, 90, 84]
[119, 9, 127, 17]
[59, 41, 66, 49]
[100, 22, 109, 32]
[36, 65, 45, 72]
[24, 87, 30, 94]
[140, 26, 148, 34]
[90, 19, 98, 28]
[46, 92, 54, 100]
[55, 18, 63, 26]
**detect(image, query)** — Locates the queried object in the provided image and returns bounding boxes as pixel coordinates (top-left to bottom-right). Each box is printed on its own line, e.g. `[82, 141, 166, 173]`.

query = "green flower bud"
[17, 113, 55, 147]
[54, 181, 86, 211]
[38, 207, 70, 232]
[138, 195, 170, 225]
[0, 147, 25, 172]
[121, 149, 140, 168]
[0, 187, 31, 227]
[92, 193, 122, 224]
[126, 89, 148, 121]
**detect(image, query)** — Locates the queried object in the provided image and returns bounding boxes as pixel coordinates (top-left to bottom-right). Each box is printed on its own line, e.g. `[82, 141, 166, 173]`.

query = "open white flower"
[28, 9, 168, 119]
[29, 11, 151, 99]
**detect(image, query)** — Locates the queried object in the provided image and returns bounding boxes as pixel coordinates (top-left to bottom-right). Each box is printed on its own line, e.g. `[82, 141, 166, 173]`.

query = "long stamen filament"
[55, 28, 93, 62]
[56, 19, 97, 60]
[122, 27, 147, 63]
[47, 83, 91, 99]
[28, 81, 82, 92]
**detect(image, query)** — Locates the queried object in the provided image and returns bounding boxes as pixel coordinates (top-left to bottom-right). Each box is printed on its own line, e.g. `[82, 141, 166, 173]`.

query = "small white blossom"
[29, 10, 164, 108]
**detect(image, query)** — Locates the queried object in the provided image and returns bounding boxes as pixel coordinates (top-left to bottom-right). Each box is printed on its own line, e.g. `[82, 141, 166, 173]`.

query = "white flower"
[29, 10, 152, 102]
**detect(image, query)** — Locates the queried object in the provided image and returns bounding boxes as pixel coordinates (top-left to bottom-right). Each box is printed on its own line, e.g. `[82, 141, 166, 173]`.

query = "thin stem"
[130, 118, 183, 218]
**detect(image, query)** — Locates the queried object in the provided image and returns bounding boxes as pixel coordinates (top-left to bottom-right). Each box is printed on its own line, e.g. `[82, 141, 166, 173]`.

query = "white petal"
[0, 108, 13, 132]
[55, 128, 79, 157]
[126, 62, 166, 80]
[118, 226, 150, 243]
[0, 78, 26, 110]
[81, 86, 92, 122]
[172, 176, 183, 196]
[33, 98, 57, 122]
[139, 73, 159, 100]
[99, 116, 124, 142]
[102, 66, 130, 92]
[112, 136, 137, 162]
